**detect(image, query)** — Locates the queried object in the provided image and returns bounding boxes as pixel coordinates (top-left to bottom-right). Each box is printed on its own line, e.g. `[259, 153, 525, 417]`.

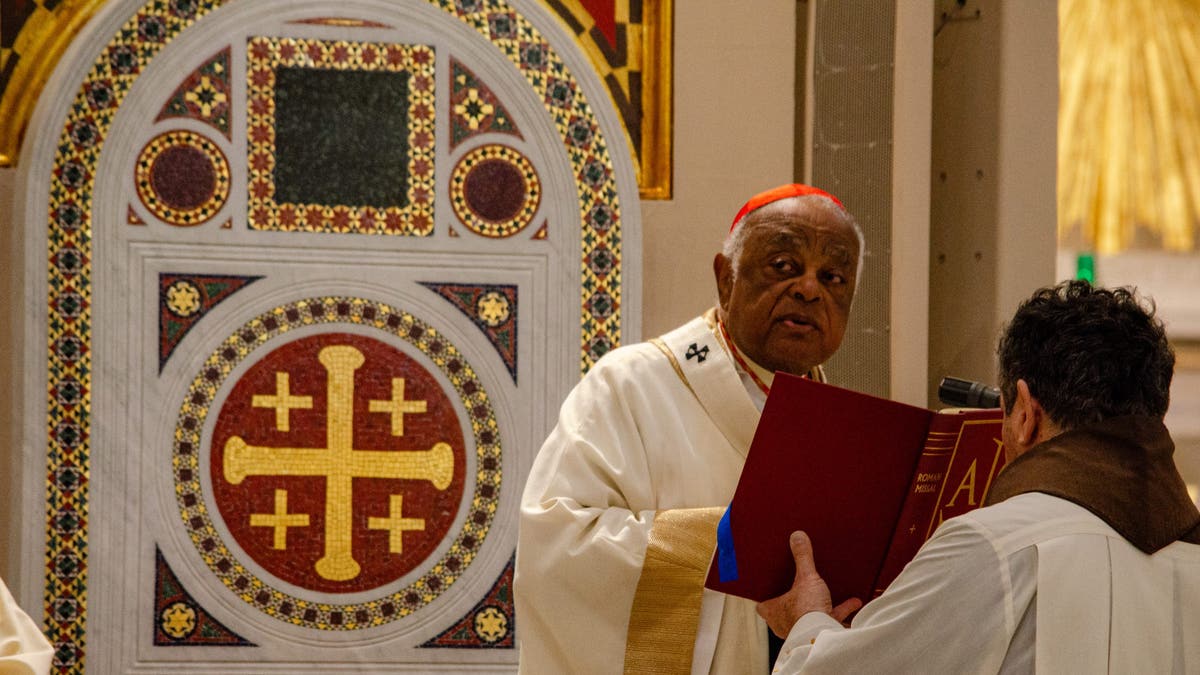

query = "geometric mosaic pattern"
[159, 273, 261, 371]
[419, 282, 518, 382]
[172, 297, 502, 630]
[450, 57, 520, 148]
[246, 37, 436, 235]
[545, 0, 641, 149]
[449, 144, 541, 238]
[153, 548, 253, 646]
[135, 130, 231, 226]
[420, 553, 515, 649]
[542, 0, 673, 199]
[43, 0, 624, 669]
[155, 47, 231, 137]
[459, 3, 625, 372]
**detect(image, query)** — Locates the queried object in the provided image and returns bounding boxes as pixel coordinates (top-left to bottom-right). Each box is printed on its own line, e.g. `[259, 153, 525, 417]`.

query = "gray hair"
[722, 195, 865, 285]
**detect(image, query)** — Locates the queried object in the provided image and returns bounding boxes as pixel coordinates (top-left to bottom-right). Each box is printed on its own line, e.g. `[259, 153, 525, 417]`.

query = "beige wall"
[638, 1, 797, 338]
[929, 0, 1059, 403]
[0, 166, 15, 582]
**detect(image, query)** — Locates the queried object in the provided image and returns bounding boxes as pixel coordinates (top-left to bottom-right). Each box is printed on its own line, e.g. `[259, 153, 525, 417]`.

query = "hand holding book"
[705, 374, 1005, 605]
[755, 531, 864, 638]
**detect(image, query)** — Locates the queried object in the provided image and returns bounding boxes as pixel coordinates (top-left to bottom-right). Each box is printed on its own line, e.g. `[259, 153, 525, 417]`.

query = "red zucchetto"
[730, 183, 844, 233]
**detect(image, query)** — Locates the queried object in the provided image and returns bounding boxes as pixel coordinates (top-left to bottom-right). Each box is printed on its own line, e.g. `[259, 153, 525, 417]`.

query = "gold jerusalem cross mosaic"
[224, 345, 453, 581]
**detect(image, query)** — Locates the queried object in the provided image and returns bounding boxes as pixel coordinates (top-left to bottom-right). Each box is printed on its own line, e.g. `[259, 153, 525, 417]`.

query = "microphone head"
[938, 376, 1001, 408]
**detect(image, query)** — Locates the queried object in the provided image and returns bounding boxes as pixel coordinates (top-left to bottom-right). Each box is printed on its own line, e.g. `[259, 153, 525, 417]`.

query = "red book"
[704, 373, 1005, 605]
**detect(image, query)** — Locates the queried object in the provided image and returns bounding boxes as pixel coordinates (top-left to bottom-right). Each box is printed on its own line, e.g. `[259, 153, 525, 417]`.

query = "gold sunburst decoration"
[1059, 0, 1200, 253]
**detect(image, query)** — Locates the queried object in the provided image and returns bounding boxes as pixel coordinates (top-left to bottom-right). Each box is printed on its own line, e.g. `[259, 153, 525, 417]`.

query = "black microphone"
[938, 376, 1001, 408]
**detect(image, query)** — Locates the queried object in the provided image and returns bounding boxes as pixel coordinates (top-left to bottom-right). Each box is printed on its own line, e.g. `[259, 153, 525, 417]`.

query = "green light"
[1076, 252, 1095, 283]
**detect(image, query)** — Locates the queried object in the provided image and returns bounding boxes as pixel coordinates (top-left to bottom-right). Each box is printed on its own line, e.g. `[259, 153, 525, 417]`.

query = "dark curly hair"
[996, 280, 1174, 430]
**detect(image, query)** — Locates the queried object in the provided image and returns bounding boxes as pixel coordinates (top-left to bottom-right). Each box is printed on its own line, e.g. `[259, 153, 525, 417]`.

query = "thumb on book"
[790, 530, 817, 581]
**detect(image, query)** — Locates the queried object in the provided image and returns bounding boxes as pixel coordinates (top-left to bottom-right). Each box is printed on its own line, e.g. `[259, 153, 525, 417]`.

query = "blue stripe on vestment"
[716, 506, 738, 582]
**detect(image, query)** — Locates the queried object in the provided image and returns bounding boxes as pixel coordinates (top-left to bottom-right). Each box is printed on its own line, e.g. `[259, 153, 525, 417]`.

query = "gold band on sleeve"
[623, 507, 725, 674]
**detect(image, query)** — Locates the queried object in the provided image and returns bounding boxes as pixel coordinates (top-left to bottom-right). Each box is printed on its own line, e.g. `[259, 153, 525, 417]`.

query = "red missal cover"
[704, 373, 1005, 605]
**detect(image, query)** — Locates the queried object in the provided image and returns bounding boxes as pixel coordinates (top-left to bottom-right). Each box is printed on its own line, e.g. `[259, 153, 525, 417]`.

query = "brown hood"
[984, 415, 1200, 553]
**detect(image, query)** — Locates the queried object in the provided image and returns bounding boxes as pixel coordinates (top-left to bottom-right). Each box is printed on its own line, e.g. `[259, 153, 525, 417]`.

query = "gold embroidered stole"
[623, 507, 726, 674]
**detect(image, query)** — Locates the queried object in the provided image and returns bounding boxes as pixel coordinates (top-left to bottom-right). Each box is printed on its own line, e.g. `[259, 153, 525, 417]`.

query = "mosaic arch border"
[0, 0, 673, 200]
[42, 0, 628, 670]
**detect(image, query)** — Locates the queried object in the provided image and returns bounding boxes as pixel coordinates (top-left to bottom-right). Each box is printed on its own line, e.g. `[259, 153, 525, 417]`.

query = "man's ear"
[1013, 379, 1043, 447]
[714, 253, 733, 311]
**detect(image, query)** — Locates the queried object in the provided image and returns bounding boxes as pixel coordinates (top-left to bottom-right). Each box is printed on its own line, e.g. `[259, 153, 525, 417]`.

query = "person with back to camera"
[759, 280, 1200, 673]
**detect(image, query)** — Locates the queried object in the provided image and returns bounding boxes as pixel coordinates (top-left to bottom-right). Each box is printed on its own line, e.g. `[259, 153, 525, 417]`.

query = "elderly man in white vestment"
[760, 280, 1200, 673]
[514, 184, 864, 674]
[0, 575, 53, 674]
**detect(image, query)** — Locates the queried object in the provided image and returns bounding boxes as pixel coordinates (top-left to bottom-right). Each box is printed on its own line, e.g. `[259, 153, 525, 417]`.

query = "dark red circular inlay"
[151, 144, 216, 210]
[211, 332, 466, 593]
[463, 159, 526, 222]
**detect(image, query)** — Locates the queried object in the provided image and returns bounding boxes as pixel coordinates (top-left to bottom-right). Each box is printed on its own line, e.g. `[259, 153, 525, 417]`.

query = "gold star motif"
[476, 291, 510, 327]
[184, 76, 227, 118]
[453, 88, 494, 130]
[474, 606, 508, 642]
[161, 602, 197, 639]
[166, 280, 202, 317]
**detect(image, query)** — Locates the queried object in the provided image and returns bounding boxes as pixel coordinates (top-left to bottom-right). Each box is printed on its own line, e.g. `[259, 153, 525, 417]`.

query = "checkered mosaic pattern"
[431, 1, 626, 370]
[450, 57, 521, 147]
[155, 47, 231, 136]
[544, 0, 643, 152]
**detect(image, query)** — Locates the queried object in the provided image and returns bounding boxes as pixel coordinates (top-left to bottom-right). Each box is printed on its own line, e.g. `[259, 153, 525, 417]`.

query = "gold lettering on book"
[913, 471, 944, 494]
[944, 460, 979, 507]
[978, 438, 1005, 504]
[936, 436, 1006, 525]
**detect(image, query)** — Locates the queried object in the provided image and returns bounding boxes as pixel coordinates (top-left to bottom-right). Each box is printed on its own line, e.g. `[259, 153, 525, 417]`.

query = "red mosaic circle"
[463, 160, 526, 222]
[449, 144, 540, 238]
[135, 129, 230, 226]
[210, 332, 466, 593]
[151, 145, 215, 209]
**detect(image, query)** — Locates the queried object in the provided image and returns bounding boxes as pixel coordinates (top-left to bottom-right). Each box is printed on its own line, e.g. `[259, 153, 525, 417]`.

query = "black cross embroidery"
[685, 343, 709, 363]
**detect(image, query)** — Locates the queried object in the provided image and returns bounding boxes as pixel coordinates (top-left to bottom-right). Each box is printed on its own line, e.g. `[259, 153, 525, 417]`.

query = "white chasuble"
[0, 577, 52, 674]
[774, 494, 1200, 674]
[515, 312, 769, 675]
[1033, 515, 1200, 673]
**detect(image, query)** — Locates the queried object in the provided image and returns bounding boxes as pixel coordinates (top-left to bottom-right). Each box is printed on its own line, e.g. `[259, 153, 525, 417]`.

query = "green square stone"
[274, 67, 411, 208]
